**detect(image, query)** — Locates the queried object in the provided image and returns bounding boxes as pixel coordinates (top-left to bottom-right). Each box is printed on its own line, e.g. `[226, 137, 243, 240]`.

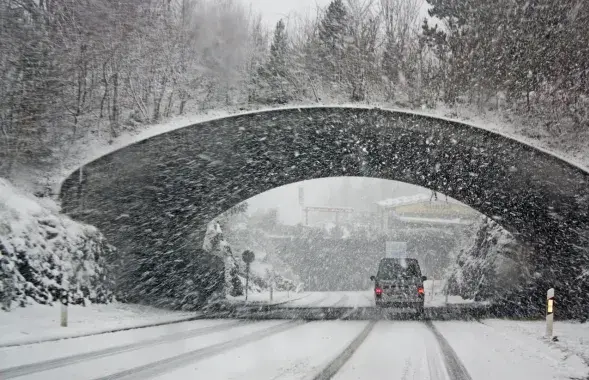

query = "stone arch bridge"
[60, 107, 589, 315]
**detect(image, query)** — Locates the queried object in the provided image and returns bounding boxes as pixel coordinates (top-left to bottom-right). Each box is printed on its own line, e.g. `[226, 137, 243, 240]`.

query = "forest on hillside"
[2, 0, 588, 178]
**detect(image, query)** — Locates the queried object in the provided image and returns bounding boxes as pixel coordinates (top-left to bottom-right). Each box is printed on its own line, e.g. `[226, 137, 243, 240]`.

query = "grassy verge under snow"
[0, 302, 195, 346]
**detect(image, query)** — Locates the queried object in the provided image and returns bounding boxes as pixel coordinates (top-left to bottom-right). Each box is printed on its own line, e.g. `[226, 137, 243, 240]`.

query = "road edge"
[0, 314, 209, 348]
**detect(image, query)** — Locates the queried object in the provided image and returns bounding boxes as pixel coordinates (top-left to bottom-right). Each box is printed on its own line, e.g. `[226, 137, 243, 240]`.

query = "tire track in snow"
[363, 293, 375, 306]
[425, 320, 473, 380]
[332, 294, 350, 308]
[311, 320, 376, 380]
[90, 320, 306, 380]
[280, 293, 331, 308]
[0, 320, 245, 379]
[306, 294, 333, 307]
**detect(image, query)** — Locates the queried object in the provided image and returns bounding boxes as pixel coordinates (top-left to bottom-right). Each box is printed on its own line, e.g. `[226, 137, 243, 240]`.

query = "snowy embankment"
[0, 178, 114, 309]
[483, 319, 589, 367]
[435, 319, 589, 380]
[0, 302, 197, 347]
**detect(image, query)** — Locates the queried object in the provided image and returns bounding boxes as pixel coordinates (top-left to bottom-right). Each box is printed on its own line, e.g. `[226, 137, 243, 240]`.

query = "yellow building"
[373, 194, 480, 232]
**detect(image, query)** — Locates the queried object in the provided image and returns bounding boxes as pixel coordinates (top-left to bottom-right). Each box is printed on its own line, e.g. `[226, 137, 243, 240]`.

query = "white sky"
[245, 0, 332, 27]
[247, 178, 431, 225]
[245, 0, 431, 29]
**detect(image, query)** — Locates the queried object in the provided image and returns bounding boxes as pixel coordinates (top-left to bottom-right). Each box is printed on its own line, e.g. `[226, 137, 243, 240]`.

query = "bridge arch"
[59, 107, 589, 311]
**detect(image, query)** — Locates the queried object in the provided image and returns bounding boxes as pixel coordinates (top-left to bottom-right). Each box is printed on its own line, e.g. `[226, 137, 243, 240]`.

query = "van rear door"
[377, 259, 422, 301]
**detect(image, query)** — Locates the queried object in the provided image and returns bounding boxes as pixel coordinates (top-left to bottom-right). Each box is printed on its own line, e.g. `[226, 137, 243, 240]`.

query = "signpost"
[242, 250, 255, 301]
[546, 288, 555, 338]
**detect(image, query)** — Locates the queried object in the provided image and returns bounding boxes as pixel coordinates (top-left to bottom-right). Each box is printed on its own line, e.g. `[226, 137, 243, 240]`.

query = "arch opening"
[209, 178, 534, 312]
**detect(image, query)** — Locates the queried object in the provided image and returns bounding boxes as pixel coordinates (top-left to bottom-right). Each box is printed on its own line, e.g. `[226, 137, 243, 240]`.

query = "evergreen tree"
[382, 32, 401, 100]
[229, 266, 244, 296]
[259, 19, 293, 104]
[316, 0, 349, 85]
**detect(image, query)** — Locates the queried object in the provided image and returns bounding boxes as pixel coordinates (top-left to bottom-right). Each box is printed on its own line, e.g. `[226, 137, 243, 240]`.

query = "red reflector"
[418, 287, 424, 295]
[375, 287, 383, 295]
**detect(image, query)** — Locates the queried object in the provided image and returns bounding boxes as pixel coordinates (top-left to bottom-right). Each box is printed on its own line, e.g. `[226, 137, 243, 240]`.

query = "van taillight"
[375, 287, 383, 296]
[418, 286, 424, 295]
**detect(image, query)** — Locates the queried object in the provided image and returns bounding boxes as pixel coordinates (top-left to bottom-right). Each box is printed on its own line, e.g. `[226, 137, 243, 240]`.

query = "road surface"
[236, 289, 480, 309]
[1, 294, 587, 380]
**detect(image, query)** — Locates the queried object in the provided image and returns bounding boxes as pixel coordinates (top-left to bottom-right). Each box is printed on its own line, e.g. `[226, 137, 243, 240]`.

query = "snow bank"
[483, 319, 589, 367]
[0, 301, 195, 346]
[0, 178, 114, 310]
[435, 320, 589, 380]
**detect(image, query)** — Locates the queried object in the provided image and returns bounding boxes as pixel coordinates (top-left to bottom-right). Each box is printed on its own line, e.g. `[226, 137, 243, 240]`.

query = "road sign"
[386, 241, 407, 258]
[242, 250, 255, 264]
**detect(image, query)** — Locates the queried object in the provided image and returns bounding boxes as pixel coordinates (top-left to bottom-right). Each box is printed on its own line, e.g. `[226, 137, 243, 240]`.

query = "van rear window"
[377, 259, 421, 280]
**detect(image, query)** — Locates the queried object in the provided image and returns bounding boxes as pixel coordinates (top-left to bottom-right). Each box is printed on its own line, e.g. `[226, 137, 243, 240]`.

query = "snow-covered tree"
[256, 19, 295, 104]
[315, 0, 350, 87]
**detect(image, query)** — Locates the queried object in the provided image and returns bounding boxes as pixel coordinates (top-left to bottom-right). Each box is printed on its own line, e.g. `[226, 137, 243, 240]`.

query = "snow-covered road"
[332, 321, 452, 380]
[277, 291, 374, 308]
[2, 317, 587, 380]
[275, 290, 477, 309]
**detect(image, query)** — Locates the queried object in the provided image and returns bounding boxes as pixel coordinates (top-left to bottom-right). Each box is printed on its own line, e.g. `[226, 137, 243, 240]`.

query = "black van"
[370, 258, 426, 314]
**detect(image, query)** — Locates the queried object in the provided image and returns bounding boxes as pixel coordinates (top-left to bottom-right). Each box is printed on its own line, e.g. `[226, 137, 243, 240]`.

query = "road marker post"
[60, 280, 69, 327]
[546, 288, 555, 338]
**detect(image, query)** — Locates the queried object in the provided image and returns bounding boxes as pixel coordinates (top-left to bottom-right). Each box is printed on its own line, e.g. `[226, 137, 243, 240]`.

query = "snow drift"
[0, 178, 114, 310]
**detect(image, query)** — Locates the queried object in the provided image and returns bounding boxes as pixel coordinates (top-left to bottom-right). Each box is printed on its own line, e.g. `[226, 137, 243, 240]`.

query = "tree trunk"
[110, 71, 119, 138]
[100, 62, 109, 119]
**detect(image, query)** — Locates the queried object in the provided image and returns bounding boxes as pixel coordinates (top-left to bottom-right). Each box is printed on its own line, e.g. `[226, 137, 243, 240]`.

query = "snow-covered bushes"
[445, 217, 526, 302]
[203, 221, 241, 297]
[204, 217, 299, 298]
[0, 179, 114, 310]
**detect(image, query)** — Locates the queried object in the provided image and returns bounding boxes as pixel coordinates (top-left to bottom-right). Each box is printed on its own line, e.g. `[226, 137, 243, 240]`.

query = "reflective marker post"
[60, 279, 69, 327]
[546, 288, 555, 338]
